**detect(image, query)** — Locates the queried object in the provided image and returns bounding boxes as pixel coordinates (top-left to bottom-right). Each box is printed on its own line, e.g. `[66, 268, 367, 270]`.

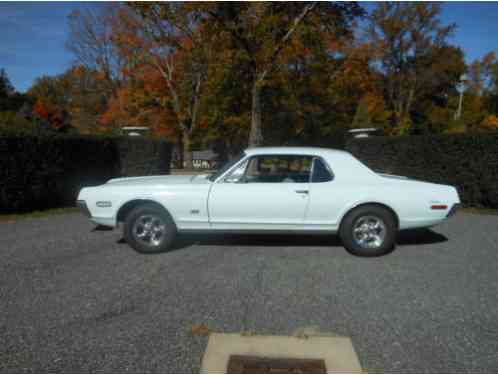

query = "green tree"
[0, 69, 14, 100]
[366, 3, 463, 133]
[0, 69, 28, 113]
[206, 2, 363, 146]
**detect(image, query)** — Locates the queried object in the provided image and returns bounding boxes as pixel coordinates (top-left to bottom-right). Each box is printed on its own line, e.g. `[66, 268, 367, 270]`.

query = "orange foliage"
[33, 99, 64, 130]
[480, 115, 498, 130]
[32, 99, 50, 120]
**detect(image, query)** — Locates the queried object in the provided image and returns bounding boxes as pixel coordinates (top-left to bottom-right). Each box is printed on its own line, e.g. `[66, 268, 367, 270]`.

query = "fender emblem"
[190, 209, 200, 214]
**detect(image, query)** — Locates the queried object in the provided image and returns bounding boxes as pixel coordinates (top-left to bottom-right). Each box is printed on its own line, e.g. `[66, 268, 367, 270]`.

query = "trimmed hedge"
[0, 135, 172, 212]
[346, 132, 498, 208]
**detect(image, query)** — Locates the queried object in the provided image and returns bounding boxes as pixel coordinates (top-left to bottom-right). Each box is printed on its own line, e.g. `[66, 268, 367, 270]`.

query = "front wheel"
[123, 203, 177, 253]
[339, 205, 396, 257]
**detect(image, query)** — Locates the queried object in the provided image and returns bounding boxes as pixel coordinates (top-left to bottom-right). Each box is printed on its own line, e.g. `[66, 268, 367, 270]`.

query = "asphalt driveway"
[1, 212, 497, 373]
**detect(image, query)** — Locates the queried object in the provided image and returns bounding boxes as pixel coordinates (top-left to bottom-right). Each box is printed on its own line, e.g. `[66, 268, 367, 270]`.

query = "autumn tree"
[28, 66, 110, 133]
[485, 57, 498, 116]
[467, 52, 496, 95]
[206, 2, 363, 146]
[27, 75, 70, 131]
[366, 2, 463, 134]
[61, 66, 112, 133]
[100, 64, 180, 138]
[352, 97, 372, 129]
[67, 4, 123, 97]
[200, 39, 254, 156]
[107, 3, 213, 168]
[454, 52, 498, 132]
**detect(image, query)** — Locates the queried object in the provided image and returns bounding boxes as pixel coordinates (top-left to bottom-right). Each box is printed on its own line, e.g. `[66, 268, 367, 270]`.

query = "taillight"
[431, 204, 448, 210]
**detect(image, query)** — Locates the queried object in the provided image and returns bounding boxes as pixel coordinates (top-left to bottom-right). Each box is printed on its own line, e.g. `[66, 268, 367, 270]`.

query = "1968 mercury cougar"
[77, 147, 460, 256]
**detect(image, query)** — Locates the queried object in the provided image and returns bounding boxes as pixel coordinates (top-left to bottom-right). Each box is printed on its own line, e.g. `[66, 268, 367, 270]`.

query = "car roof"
[244, 146, 350, 157]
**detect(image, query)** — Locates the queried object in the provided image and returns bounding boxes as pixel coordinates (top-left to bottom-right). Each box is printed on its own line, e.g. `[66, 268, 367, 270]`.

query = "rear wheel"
[123, 203, 176, 253]
[339, 205, 396, 256]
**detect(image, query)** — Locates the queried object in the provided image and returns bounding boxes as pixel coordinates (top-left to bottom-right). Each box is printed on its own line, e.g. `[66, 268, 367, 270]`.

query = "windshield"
[208, 153, 245, 182]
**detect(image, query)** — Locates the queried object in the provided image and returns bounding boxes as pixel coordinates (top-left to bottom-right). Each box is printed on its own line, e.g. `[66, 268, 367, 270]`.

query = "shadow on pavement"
[396, 228, 448, 245]
[92, 225, 114, 232]
[168, 228, 447, 250]
[172, 233, 343, 249]
[115, 228, 447, 253]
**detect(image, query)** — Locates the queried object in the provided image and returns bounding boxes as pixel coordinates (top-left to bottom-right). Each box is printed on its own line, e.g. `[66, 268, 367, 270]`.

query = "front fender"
[114, 196, 177, 225]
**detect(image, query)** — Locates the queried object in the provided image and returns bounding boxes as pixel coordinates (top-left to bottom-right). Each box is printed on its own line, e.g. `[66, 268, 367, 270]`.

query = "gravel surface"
[1, 212, 497, 373]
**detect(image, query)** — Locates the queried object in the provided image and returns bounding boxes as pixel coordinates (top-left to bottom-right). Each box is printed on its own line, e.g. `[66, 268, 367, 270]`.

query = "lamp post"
[455, 74, 467, 120]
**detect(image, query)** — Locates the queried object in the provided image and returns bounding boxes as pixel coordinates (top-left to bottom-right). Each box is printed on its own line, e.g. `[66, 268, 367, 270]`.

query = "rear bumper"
[446, 203, 461, 217]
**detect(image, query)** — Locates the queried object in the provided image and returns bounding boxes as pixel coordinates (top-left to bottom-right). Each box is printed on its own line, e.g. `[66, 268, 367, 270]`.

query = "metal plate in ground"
[201, 333, 362, 373]
[227, 355, 327, 373]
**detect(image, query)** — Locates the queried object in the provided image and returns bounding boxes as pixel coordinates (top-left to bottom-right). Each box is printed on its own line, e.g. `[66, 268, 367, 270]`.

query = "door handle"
[295, 190, 309, 194]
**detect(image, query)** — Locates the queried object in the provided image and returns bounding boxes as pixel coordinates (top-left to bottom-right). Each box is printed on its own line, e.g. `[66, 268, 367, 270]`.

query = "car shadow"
[396, 228, 448, 245]
[92, 225, 114, 232]
[115, 228, 448, 253]
[169, 228, 448, 251]
[171, 233, 344, 249]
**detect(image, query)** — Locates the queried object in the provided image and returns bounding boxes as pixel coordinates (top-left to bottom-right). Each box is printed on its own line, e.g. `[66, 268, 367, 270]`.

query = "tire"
[123, 203, 177, 253]
[339, 204, 396, 257]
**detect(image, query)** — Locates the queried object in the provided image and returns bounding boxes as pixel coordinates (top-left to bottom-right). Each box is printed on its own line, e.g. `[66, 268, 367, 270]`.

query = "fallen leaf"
[190, 324, 211, 336]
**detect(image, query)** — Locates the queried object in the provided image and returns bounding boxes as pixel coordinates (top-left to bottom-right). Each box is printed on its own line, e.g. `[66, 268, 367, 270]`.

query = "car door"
[208, 154, 312, 230]
[304, 157, 345, 229]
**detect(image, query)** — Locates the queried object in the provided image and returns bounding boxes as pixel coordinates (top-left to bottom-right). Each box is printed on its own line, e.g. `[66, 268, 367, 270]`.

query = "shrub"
[346, 132, 498, 208]
[0, 135, 172, 212]
[0, 111, 47, 135]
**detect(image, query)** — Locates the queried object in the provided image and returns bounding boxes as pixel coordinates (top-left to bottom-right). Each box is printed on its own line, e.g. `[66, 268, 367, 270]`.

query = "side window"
[245, 155, 312, 183]
[311, 158, 333, 183]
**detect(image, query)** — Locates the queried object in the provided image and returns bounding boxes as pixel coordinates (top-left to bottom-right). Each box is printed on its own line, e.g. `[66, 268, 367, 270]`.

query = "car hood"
[105, 174, 211, 186]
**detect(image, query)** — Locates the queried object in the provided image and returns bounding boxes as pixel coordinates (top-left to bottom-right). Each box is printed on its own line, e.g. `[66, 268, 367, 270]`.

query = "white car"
[77, 147, 460, 256]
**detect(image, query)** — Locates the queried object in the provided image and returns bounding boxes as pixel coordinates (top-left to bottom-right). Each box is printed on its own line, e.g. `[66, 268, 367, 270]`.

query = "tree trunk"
[183, 130, 193, 170]
[177, 132, 184, 169]
[249, 82, 263, 147]
[405, 86, 415, 119]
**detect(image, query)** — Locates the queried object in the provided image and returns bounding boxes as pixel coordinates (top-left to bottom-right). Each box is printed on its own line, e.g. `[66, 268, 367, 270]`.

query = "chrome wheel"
[131, 214, 166, 247]
[353, 215, 386, 249]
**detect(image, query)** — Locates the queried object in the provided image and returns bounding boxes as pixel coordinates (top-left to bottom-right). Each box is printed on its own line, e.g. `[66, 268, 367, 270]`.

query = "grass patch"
[0, 207, 79, 223]
[460, 207, 498, 216]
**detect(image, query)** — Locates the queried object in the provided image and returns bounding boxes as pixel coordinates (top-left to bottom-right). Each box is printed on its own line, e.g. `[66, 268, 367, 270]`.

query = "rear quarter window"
[312, 158, 333, 182]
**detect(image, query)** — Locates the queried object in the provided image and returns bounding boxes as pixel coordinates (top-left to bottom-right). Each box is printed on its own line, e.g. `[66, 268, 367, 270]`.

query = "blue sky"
[1, 1, 498, 93]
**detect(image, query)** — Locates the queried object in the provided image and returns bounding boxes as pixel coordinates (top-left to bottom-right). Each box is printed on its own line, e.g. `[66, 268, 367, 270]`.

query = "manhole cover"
[227, 355, 327, 373]
[201, 333, 362, 373]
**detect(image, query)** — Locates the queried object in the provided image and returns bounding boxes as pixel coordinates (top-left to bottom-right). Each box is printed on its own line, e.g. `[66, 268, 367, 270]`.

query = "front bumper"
[76, 199, 116, 227]
[76, 200, 91, 217]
